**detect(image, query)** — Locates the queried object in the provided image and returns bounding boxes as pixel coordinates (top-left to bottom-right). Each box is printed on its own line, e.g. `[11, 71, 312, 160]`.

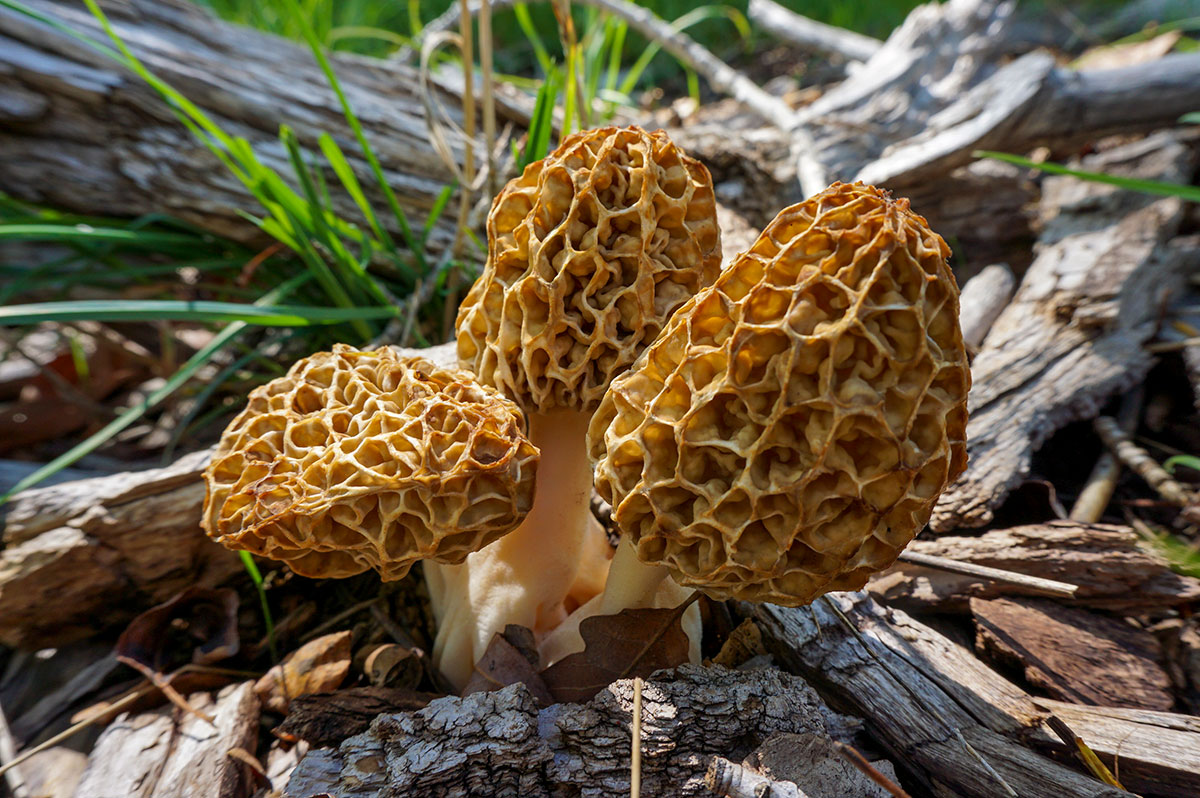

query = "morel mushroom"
[427, 126, 721, 684]
[544, 182, 970, 660]
[202, 345, 539, 581]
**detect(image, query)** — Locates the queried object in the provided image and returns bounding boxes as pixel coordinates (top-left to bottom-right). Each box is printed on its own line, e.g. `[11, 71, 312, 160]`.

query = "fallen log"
[284, 664, 872, 798]
[932, 132, 1193, 531]
[869, 521, 1200, 612]
[747, 592, 1136, 797]
[0, 0, 531, 250]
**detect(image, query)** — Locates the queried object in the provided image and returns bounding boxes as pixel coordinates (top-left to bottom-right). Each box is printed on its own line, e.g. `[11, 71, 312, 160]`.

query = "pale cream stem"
[427, 408, 601, 688]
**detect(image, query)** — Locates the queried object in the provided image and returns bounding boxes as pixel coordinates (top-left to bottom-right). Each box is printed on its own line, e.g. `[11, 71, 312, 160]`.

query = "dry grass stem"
[1095, 415, 1195, 508]
[895, 551, 1080, 599]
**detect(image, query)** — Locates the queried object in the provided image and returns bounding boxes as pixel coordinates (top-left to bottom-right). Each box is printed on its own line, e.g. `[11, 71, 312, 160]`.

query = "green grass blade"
[0, 299, 402, 326]
[317, 132, 397, 254]
[1181, 112, 1200, 124]
[513, 2, 554, 77]
[618, 5, 750, 97]
[422, 183, 456, 244]
[974, 151, 1200, 203]
[240, 550, 279, 662]
[1164, 454, 1200, 474]
[281, 0, 425, 272]
[0, 224, 206, 249]
[0, 275, 311, 505]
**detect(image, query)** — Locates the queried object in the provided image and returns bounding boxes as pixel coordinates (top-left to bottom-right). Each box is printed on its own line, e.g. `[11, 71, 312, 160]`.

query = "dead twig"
[630, 676, 642, 798]
[1071, 387, 1144, 523]
[1094, 414, 1195, 508]
[895, 550, 1079, 599]
[747, 0, 881, 63]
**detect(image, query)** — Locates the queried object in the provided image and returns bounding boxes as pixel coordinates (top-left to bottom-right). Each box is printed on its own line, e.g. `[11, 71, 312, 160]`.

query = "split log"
[869, 521, 1200, 612]
[958, 263, 1015, 349]
[932, 132, 1193, 532]
[283, 665, 868, 798]
[789, 0, 1200, 192]
[0, 343, 456, 649]
[747, 592, 1135, 797]
[1034, 699, 1200, 798]
[970, 596, 1175, 712]
[73, 681, 260, 798]
[0, 0, 530, 250]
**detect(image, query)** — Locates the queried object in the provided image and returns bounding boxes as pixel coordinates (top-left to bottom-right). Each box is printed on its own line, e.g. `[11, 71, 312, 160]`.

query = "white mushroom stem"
[538, 535, 702, 666]
[426, 408, 609, 688]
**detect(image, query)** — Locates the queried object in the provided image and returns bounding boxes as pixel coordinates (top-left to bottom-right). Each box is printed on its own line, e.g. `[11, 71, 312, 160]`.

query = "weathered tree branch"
[0, 0, 531, 250]
[747, 0, 881, 64]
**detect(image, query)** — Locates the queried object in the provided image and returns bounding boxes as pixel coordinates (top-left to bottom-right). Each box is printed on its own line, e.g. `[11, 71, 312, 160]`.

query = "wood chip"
[255, 632, 352, 715]
[971, 597, 1174, 711]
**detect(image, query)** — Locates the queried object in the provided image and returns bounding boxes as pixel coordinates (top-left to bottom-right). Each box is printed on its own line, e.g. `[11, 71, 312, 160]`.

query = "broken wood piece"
[1094, 414, 1196, 508]
[871, 521, 1200, 612]
[274, 687, 438, 748]
[74, 682, 260, 798]
[1034, 699, 1200, 798]
[896, 550, 1078, 599]
[747, 593, 1134, 797]
[255, 632, 352, 715]
[705, 757, 806, 798]
[957, 263, 1015, 349]
[746, 0, 881, 64]
[736, 732, 899, 798]
[932, 133, 1193, 532]
[970, 597, 1174, 711]
[284, 665, 854, 798]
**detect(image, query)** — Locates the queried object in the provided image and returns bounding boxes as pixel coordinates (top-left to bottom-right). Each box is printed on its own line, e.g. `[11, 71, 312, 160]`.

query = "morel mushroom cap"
[202, 345, 539, 581]
[456, 125, 721, 413]
[589, 182, 970, 605]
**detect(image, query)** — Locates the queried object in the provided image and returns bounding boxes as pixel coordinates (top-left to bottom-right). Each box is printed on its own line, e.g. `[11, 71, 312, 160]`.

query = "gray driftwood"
[284, 664, 862, 798]
[0, 0, 530, 250]
[73, 682, 260, 798]
[957, 263, 1015, 349]
[931, 132, 1193, 531]
[870, 521, 1200, 612]
[747, 592, 1139, 798]
[746, 0, 881, 64]
[0, 343, 456, 649]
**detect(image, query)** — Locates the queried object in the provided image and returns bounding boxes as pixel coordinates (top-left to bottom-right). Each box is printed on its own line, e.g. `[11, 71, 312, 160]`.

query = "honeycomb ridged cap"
[589, 182, 970, 605]
[202, 345, 539, 581]
[457, 125, 721, 412]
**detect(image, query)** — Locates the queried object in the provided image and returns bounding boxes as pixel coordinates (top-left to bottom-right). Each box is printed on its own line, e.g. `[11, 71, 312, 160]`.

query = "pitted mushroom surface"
[202, 344, 539, 581]
[589, 182, 970, 605]
[457, 125, 722, 413]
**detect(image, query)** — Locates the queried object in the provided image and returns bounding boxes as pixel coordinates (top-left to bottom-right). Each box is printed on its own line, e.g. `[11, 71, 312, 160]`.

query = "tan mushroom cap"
[202, 345, 539, 581]
[457, 125, 721, 412]
[590, 182, 970, 605]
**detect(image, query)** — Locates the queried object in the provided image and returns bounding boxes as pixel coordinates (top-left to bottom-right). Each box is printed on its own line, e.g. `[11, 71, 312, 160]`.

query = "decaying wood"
[870, 521, 1200, 612]
[1035, 700, 1200, 798]
[932, 133, 1193, 532]
[0, 344, 455, 649]
[1095, 414, 1197, 509]
[284, 665, 861, 798]
[747, 592, 1135, 798]
[0, 449, 235, 648]
[791, 0, 1200, 192]
[746, 0, 882, 64]
[0, 0, 530, 250]
[275, 687, 437, 748]
[958, 263, 1015, 349]
[971, 596, 1175, 711]
[74, 681, 260, 798]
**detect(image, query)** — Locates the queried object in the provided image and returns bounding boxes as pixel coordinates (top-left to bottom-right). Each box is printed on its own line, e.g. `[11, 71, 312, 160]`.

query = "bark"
[747, 593, 1135, 798]
[971, 596, 1175, 711]
[931, 132, 1193, 532]
[869, 521, 1200, 612]
[283, 664, 859, 798]
[0, 0, 531, 250]
[73, 681, 260, 798]
[0, 343, 456, 650]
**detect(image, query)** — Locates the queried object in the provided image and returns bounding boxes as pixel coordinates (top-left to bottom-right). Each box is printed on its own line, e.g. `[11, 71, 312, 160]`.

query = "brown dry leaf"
[115, 587, 240, 674]
[710, 618, 766, 669]
[274, 686, 437, 747]
[462, 628, 554, 706]
[362, 643, 423, 688]
[255, 631, 352, 714]
[541, 596, 698, 704]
